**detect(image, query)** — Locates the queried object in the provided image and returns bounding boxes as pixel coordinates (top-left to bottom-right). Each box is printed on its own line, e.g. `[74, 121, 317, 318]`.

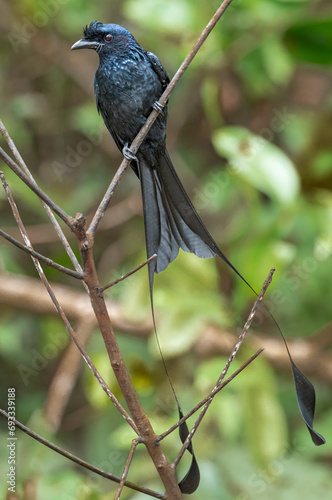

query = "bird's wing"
[145, 51, 170, 90]
[94, 76, 126, 152]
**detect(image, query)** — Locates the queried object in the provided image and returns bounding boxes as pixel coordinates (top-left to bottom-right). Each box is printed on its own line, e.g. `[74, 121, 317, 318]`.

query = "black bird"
[71, 21, 244, 283]
[71, 22, 325, 453]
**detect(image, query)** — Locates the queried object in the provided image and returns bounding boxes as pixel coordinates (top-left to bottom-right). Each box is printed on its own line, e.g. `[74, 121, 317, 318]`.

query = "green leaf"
[212, 126, 300, 204]
[284, 18, 332, 65]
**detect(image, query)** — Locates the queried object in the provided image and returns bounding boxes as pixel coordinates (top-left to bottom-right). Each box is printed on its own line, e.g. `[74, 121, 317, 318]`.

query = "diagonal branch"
[0, 119, 87, 290]
[115, 439, 140, 500]
[0, 146, 73, 227]
[0, 409, 162, 499]
[0, 227, 83, 279]
[0, 171, 80, 280]
[157, 348, 264, 443]
[173, 269, 275, 467]
[1, 172, 138, 434]
[100, 254, 157, 292]
[214, 268, 275, 388]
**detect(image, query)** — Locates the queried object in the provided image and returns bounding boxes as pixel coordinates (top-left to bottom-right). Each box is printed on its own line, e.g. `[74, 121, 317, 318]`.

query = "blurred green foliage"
[0, 0, 332, 498]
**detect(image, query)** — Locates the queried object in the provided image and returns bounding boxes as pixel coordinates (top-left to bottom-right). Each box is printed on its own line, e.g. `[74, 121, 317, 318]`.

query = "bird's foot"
[122, 143, 137, 162]
[153, 101, 164, 114]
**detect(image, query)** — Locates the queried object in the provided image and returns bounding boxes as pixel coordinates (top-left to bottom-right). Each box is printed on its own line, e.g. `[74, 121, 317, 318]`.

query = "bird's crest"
[83, 21, 103, 39]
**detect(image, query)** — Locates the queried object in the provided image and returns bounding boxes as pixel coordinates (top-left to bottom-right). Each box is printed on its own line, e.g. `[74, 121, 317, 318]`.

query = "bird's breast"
[97, 56, 162, 97]
[94, 55, 167, 154]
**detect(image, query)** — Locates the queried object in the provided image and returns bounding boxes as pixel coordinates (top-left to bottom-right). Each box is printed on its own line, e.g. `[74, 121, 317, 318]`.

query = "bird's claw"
[153, 101, 164, 114]
[122, 143, 137, 162]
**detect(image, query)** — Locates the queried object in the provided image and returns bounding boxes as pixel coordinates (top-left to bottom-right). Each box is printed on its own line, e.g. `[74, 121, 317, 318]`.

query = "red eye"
[104, 34, 113, 42]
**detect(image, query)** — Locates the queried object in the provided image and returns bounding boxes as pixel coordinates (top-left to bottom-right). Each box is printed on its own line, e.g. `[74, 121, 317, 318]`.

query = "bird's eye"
[104, 34, 113, 42]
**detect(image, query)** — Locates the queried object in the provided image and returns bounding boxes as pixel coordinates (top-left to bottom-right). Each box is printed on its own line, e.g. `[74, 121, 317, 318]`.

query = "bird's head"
[71, 21, 137, 56]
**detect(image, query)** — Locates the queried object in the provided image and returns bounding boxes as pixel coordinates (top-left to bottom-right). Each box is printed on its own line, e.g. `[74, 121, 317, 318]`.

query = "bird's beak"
[71, 39, 100, 51]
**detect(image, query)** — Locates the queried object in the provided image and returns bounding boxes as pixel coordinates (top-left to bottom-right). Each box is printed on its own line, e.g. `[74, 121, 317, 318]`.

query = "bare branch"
[115, 439, 140, 500]
[214, 268, 275, 387]
[0, 227, 83, 279]
[172, 269, 274, 467]
[100, 254, 157, 292]
[0, 409, 162, 499]
[0, 171, 83, 278]
[0, 173, 138, 433]
[0, 146, 73, 227]
[157, 348, 264, 443]
[0, 119, 86, 286]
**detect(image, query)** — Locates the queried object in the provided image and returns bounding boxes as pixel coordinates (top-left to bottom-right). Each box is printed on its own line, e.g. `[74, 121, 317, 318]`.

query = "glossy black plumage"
[71, 22, 235, 280]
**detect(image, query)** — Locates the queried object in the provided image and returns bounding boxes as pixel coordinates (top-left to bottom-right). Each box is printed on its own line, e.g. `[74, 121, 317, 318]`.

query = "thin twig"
[0, 227, 83, 279]
[115, 439, 140, 500]
[157, 348, 264, 442]
[0, 409, 162, 499]
[0, 119, 87, 290]
[0, 172, 138, 434]
[173, 269, 275, 467]
[100, 254, 157, 292]
[215, 268, 275, 388]
[87, 0, 235, 238]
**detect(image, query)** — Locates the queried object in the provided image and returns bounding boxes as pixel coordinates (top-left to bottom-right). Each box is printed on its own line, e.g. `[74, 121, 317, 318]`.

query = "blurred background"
[0, 0, 332, 498]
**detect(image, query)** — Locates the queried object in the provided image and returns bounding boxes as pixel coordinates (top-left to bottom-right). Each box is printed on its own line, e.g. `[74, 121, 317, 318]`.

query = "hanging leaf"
[213, 126, 300, 204]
